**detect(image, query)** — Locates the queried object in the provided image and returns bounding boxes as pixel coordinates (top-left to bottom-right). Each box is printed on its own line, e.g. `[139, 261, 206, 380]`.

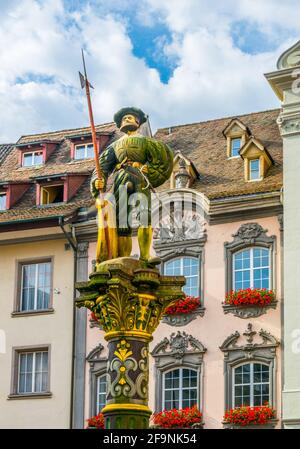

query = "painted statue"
[91, 107, 173, 268]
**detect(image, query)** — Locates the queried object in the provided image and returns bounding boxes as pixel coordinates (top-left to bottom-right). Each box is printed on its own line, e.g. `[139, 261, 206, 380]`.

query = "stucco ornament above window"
[152, 331, 206, 360]
[220, 323, 279, 362]
[277, 40, 300, 70]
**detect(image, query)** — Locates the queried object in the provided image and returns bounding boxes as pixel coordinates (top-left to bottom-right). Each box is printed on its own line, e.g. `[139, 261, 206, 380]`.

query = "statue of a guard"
[91, 107, 173, 268]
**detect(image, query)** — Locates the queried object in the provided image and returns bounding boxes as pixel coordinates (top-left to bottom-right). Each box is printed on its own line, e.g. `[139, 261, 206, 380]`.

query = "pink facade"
[84, 214, 282, 429]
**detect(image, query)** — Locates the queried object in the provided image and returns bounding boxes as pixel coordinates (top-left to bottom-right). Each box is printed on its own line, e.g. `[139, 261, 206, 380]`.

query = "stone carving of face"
[120, 114, 140, 133]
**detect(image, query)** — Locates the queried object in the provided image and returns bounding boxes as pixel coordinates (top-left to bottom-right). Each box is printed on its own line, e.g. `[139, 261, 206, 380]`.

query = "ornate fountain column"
[76, 257, 185, 429]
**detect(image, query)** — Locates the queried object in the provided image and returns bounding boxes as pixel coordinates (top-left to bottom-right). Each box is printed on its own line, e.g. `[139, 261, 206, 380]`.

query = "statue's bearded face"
[120, 114, 140, 132]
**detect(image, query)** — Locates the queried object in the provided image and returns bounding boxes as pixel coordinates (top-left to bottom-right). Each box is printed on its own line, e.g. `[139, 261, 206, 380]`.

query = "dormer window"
[35, 174, 88, 206]
[230, 138, 241, 157]
[23, 151, 43, 167]
[41, 184, 64, 204]
[16, 140, 59, 167]
[239, 137, 274, 182]
[223, 118, 250, 159]
[249, 159, 261, 181]
[74, 143, 94, 160]
[0, 192, 7, 210]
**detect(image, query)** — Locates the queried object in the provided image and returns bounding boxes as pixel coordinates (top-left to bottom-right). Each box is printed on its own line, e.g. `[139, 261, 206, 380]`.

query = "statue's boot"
[118, 235, 132, 257]
[138, 226, 161, 267]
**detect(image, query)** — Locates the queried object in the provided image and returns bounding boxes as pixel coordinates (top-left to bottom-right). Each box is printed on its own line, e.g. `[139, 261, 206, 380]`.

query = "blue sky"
[0, 0, 299, 142]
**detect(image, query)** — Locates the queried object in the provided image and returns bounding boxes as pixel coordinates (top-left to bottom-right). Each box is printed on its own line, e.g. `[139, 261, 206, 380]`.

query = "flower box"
[163, 296, 204, 326]
[223, 405, 276, 428]
[152, 406, 203, 429]
[86, 412, 104, 429]
[223, 288, 277, 318]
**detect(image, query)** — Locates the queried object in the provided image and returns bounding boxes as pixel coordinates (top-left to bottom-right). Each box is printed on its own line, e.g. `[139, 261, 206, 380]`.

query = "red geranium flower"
[224, 288, 275, 307]
[165, 296, 201, 315]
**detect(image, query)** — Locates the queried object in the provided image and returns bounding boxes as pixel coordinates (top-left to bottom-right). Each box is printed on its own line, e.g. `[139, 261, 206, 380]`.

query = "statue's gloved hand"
[94, 178, 105, 191]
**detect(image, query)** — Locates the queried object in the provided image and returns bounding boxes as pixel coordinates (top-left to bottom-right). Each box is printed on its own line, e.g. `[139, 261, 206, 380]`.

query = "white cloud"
[0, 0, 299, 142]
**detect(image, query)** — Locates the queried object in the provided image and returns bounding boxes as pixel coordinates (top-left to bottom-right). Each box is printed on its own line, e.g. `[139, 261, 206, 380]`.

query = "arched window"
[233, 247, 270, 290]
[96, 374, 107, 413]
[163, 368, 198, 410]
[164, 257, 199, 297]
[233, 362, 270, 407]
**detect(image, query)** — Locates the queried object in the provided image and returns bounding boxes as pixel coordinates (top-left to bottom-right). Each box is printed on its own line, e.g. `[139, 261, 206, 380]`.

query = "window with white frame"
[18, 350, 49, 394]
[163, 368, 198, 410]
[164, 257, 199, 297]
[96, 374, 107, 413]
[233, 362, 270, 407]
[22, 151, 43, 167]
[233, 247, 270, 290]
[249, 159, 260, 180]
[0, 193, 6, 210]
[74, 143, 94, 160]
[230, 138, 241, 157]
[20, 261, 51, 311]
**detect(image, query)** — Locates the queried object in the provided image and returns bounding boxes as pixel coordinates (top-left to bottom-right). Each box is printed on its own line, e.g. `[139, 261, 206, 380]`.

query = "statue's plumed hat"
[114, 107, 147, 128]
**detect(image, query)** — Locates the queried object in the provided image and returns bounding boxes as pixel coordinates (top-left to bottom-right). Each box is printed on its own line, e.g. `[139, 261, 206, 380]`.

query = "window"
[249, 159, 260, 180]
[0, 193, 6, 210]
[230, 138, 241, 157]
[163, 368, 198, 410]
[233, 247, 270, 290]
[41, 185, 64, 204]
[22, 151, 43, 167]
[17, 350, 49, 394]
[96, 374, 107, 413]
[164, 257, 199, 297]
[74, 143, 94, 160]
[20, 261, 51, 311]
[233, 362, 270, 407]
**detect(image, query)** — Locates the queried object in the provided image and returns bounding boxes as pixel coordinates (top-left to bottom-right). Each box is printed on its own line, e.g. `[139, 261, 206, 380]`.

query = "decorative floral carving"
[220, 323, 280, 355]
[152, 331, 206, 360]
[232, 223, 266, 243]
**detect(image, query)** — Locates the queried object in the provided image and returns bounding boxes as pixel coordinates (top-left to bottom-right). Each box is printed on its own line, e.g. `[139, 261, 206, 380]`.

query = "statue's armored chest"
[113, 136, 147, 163]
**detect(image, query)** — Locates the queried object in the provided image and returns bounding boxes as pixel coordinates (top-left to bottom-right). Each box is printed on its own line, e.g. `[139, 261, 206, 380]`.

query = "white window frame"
[232, 362, 271, 408]
[74, 143, 94, 160]
[20, 261, 51, 311]
[249, 158, 261, 181]
[22, 151, 43, 167]
[233, 247, 271, 291]
[230, 137, 241, 158]
[164, 256, 200, 297]
[96, 373, 107, 413]
[0, 192, 7, 210]
[162, 367, 199, 410]
[17, 350, 49, 394]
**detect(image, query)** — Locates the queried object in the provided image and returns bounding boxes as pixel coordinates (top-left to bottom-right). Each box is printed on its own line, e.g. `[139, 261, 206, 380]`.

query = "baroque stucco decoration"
[223, 223, 277, 318]
[151, 332, 206, 413]
[154, 210, 206, 245]
[220, 323, 280, 413]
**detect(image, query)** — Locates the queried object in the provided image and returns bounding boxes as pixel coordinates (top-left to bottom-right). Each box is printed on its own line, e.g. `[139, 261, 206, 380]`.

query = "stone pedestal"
[76, 257, 185, 429]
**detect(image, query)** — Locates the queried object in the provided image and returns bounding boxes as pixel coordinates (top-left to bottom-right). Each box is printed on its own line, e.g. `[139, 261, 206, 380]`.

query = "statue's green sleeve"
[145, 138, 173, 188]
[90, 144, 118, 198]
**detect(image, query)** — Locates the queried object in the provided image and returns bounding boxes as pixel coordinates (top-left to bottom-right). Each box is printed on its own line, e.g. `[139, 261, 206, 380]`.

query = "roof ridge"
[16, 121, 115, 143]
[156, 108, 281, 132]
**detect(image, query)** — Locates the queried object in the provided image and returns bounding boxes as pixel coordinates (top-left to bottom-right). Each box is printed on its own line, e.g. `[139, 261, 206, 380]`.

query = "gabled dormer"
[69, 132, 111, 161]
[239, 137, 274, 182]
[16, 140, 60, 167]
[223, 118, 250, 158]
[34, 173, 88, 206]
[0, 182, 31, 210]
[170, 151, 199, 189]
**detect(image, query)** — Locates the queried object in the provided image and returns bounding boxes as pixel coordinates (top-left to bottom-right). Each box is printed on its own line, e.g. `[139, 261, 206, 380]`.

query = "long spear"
[79, 49, 111, 260]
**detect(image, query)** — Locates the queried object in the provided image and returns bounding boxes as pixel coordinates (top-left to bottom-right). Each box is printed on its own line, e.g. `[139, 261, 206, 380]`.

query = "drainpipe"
[58, 217, 77, 429]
